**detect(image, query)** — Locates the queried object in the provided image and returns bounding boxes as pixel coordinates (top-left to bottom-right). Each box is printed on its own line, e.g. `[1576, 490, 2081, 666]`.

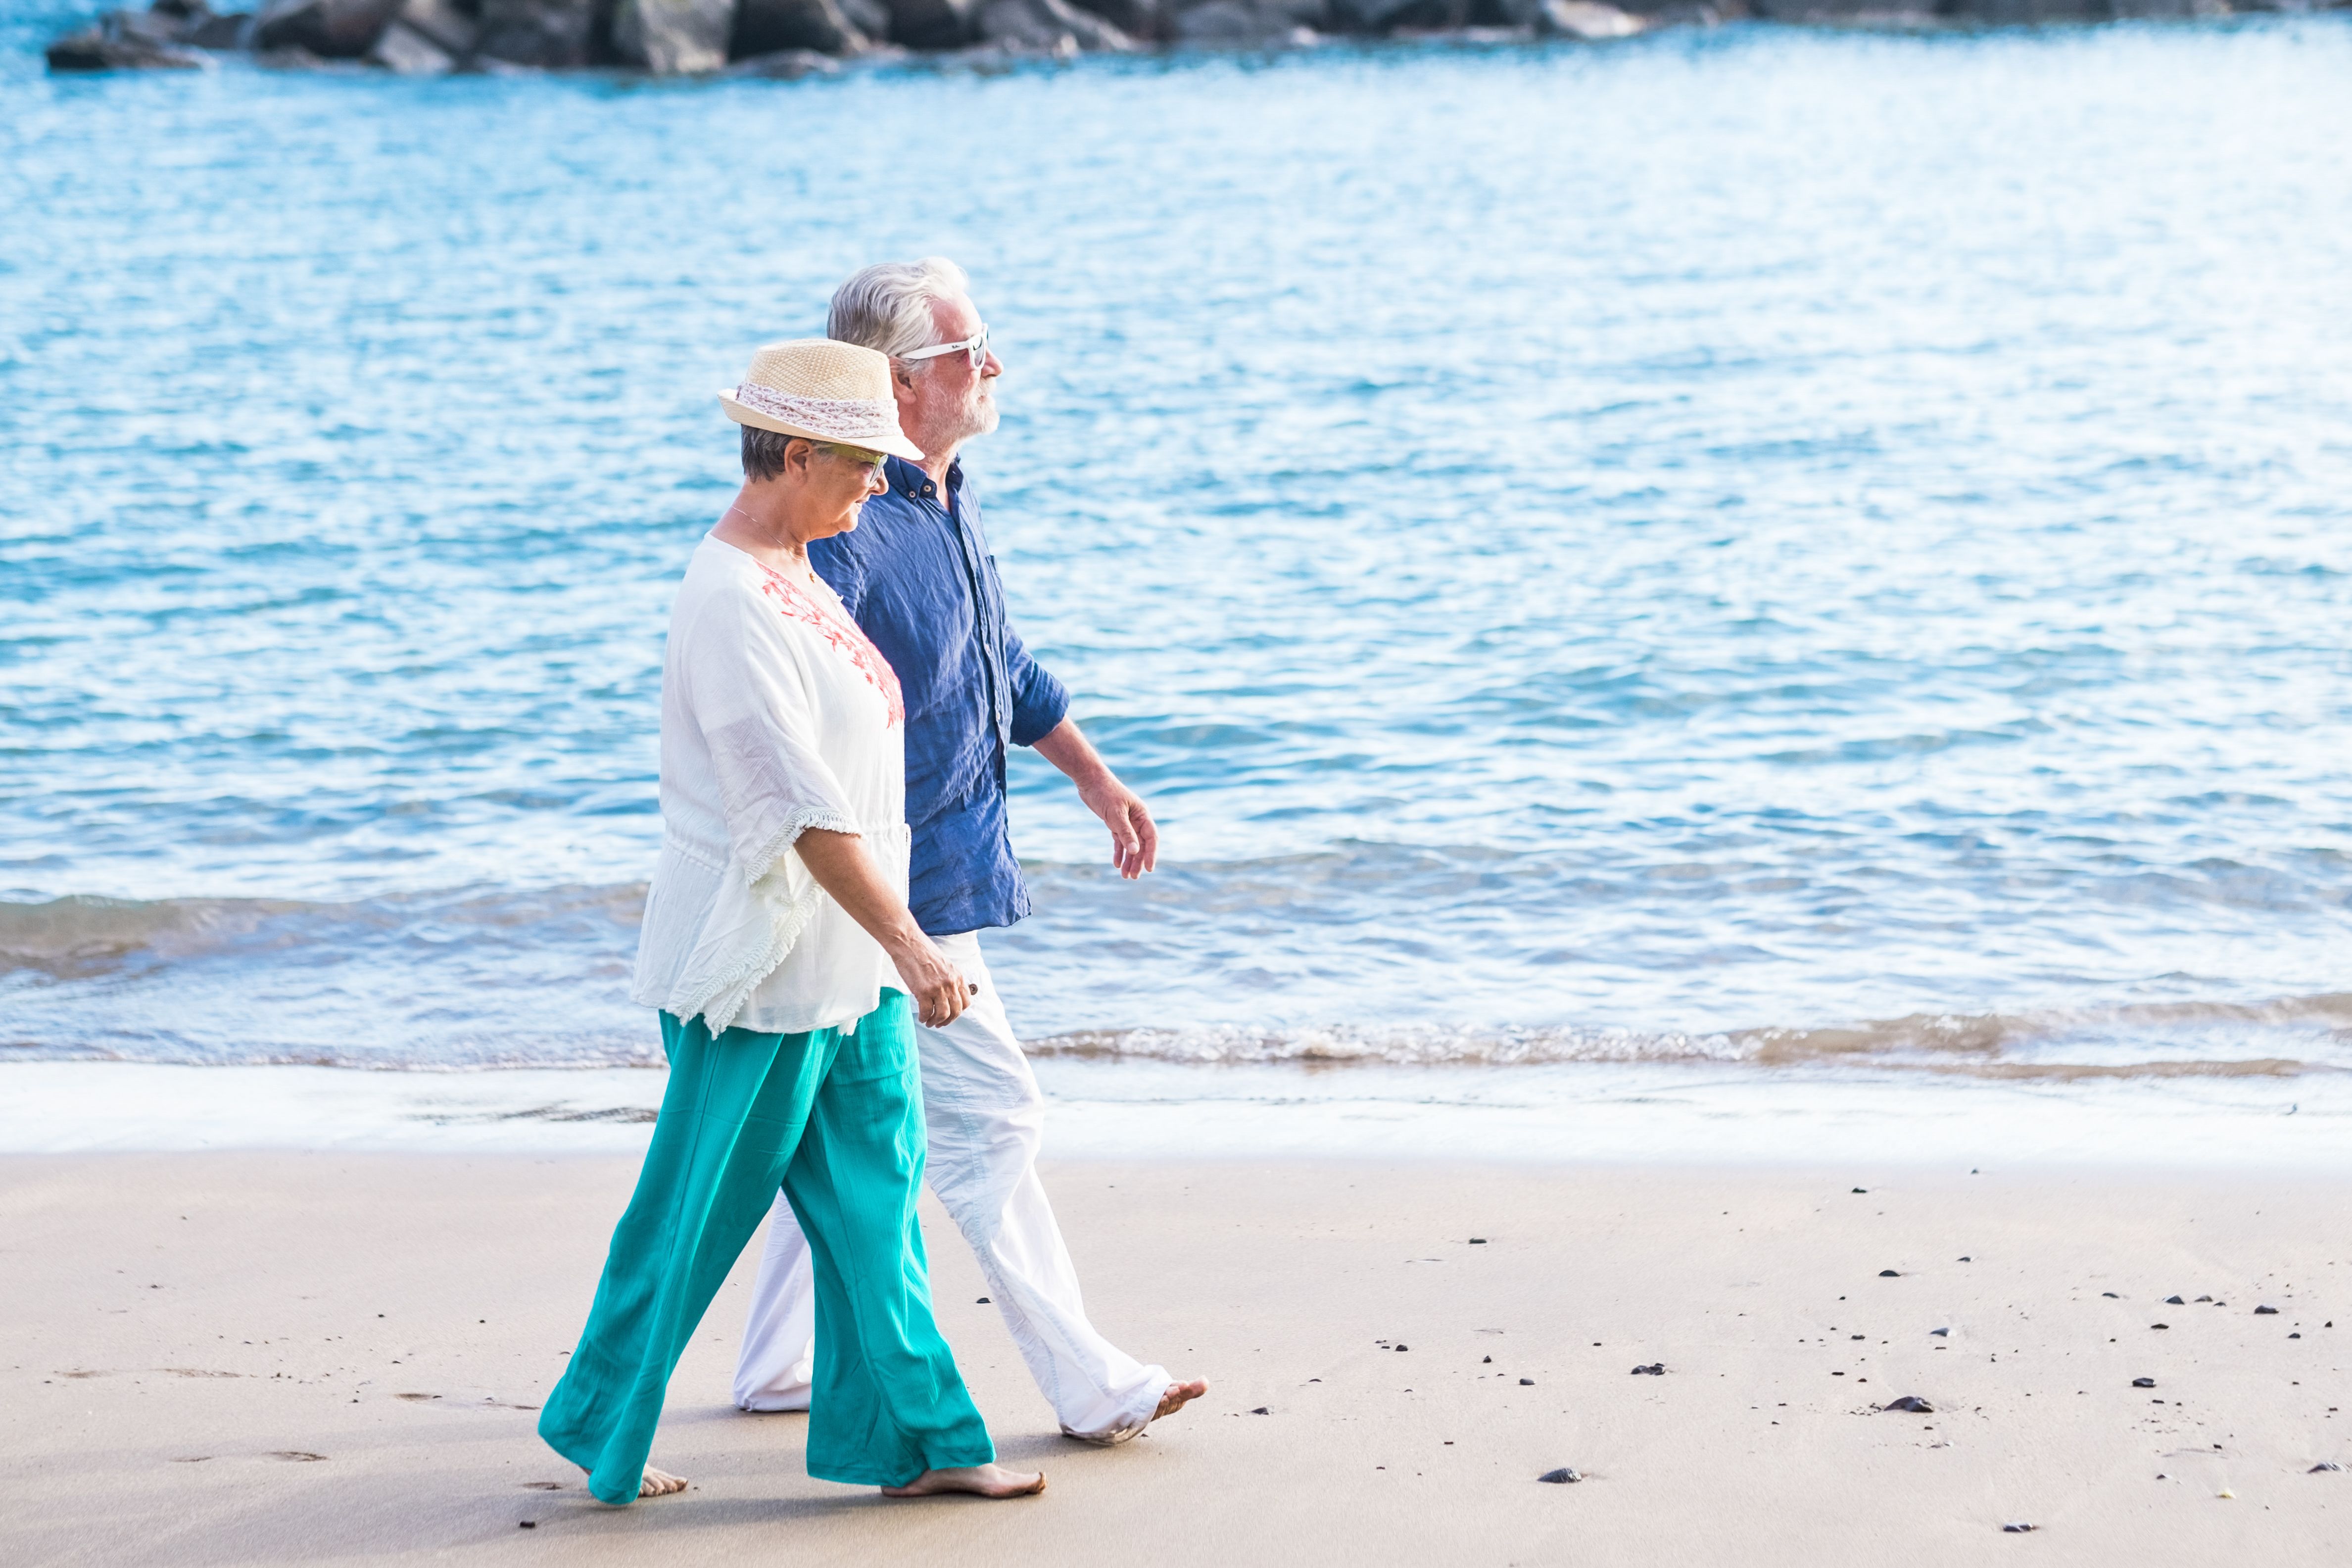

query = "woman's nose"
[866, 468, 888, 496]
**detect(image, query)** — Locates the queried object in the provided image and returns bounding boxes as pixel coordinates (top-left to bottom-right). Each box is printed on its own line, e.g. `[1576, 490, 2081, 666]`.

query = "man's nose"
[980, 348, 1004, 378]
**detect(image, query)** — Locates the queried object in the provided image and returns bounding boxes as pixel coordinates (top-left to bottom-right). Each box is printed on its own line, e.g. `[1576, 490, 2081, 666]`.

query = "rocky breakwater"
[42, 0, 2348, 76]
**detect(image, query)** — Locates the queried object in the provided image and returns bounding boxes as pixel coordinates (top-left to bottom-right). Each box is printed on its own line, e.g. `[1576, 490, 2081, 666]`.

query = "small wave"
[1031, 995, 2352, 1079]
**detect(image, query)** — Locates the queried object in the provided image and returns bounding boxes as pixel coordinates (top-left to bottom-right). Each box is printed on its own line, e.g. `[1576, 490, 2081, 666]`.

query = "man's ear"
[891, 361, 920, 398]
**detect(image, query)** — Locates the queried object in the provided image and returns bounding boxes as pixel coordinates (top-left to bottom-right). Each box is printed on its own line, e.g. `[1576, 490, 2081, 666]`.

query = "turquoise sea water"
[5, 12, 2352, 1079]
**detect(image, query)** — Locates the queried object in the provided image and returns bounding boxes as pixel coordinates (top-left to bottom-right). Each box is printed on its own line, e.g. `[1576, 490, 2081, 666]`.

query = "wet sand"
[3, 1154, 2347, 1565]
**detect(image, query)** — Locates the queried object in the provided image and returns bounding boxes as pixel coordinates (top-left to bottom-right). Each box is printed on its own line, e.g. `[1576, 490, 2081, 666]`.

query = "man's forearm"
[1031, 716, 1115, 790]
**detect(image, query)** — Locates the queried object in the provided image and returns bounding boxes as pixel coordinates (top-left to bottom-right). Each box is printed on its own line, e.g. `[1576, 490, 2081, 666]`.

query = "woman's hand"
[885, 932, 972, 1029]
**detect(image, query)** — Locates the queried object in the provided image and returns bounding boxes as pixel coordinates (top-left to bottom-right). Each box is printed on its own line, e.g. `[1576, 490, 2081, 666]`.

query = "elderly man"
[731, 258, 1205, 1444]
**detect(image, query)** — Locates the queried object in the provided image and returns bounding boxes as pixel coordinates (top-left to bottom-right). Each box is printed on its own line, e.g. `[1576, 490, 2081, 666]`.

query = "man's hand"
[1034, 718, 1157, 880]
[1077, 776, 1157, 879]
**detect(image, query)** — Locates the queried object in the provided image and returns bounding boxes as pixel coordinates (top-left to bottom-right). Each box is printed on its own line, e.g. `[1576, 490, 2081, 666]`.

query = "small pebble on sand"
[1537, 1467, 1581, 1484]
[2133, 1378, 2157, 1388]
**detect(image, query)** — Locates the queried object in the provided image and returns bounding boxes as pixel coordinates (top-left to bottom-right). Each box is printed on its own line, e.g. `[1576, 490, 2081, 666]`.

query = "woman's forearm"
[793, 828, 924, 958]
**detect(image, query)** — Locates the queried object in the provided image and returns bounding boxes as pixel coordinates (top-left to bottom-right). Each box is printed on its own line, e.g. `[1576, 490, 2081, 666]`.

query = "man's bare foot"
[881, 1463, 1046, 1499]
[1154, 1379, 1207, 1421]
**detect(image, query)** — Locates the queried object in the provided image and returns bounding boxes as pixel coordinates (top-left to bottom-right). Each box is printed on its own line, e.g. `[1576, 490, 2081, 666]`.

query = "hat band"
[733, 382, 900, 445]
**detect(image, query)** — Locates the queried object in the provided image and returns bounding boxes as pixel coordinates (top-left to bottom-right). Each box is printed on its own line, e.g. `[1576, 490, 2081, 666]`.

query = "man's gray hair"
[828, 257, 969, 361]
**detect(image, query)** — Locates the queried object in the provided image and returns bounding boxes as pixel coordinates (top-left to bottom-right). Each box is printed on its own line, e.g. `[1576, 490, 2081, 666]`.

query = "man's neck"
[913, 438, 960, 490]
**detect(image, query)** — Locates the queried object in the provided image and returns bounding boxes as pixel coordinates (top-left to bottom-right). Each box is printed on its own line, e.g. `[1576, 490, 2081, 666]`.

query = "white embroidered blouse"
[631, 533, 909, 1038]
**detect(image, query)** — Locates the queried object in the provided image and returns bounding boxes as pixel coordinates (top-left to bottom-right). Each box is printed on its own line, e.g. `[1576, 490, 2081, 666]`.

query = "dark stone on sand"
[2312, 1462, 2343, 1473]
[2164, 1295, 2185, 1305]
[1469, 1237, 1487, 1244]
[1852, 1187, 1867, 1193]
[1879, 1270, 1900, 1277]
[2132, 1377, 2156, 1388]
[1250, 1406, 1269, 1414]
[1631, 1362, 1665, 1376]
[2102, 1292, 2119, 1299]
[1483, 1355, 1492, 1363]
[1537, 1467, 1581, 1483]
[2290, 1332, 2302, 1338]
[2151, 1323, 2169, 1330]
[1520, 1377, 1536, 1385]
[519, 1520, 536, 1528]
[1930, 1327, 1950, 1336]
[1958, 1256, 1970, 1262]
[1882, 1395, 1933, 1413]
[976, 1296, 990, 1303]
[1395, 1344, 1407, 1351]
[2256, 1305, 2280, 1315]
[2002, 1522, 2036, 1533]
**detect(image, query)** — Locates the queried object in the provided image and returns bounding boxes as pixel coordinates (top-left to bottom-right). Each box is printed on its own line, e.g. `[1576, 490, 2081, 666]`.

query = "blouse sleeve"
[680, 580, 863, 881]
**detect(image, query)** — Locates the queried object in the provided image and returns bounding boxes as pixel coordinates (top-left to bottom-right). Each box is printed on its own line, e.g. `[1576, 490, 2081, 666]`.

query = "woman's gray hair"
[741, 425, 807, 482]
[828, 257, 969, 361]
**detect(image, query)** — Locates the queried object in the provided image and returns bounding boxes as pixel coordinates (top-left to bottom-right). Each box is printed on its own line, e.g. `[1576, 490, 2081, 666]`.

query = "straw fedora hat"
[718, 338, 924, 462]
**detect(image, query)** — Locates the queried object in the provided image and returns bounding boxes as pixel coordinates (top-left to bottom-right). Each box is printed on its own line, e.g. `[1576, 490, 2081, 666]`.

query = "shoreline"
[1, 1056, 2342, 1169]
[4, 1153, 2346, 1565]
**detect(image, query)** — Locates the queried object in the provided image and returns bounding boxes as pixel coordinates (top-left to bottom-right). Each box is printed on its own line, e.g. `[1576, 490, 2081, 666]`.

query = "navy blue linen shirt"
[810, 455, 1070, 937]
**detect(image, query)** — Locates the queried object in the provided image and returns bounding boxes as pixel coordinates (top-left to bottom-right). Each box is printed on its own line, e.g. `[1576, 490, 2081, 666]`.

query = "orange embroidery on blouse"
[756, 565, 905, 728]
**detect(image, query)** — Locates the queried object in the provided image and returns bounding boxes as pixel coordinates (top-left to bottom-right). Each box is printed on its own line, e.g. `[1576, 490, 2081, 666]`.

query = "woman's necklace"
[724, 505, 815, 585]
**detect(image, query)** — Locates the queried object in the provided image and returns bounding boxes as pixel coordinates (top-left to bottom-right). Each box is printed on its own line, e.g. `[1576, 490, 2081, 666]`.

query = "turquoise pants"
[538, 994, 995, 1504]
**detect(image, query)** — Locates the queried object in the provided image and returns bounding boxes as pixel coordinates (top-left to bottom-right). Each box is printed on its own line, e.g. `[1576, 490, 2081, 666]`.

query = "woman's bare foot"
[1154, 1379, 1208, 1421]
[583, 1464, 689, 1500]
[881, 1463, 1046, 1499]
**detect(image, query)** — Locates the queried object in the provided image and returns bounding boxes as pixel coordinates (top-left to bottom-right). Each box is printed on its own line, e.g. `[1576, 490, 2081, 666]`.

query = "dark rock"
[1168, 0, 1319, 42]
[882, 0, 980, 47]
[254, 0, 404, 55]
[1519, 1377, 1536, 1385]
[2290, 1332, 2302, 1338]
[394, 0, 479, 53]
[369, 18, 457, 66]
[2312, 1462, 2343, 1473]
[1068, 0, 1166, 36]
[2163, 1296, 2185, 1305]
[474, 0, 595, 65]
[46, 17, 213, 67]
[2102, 1292, 2119, 1299]
[2151, 1323, 2169, 1330]
[185, 9, 253, 43]
[1852, 1187, 1867, 1193]
[1630, 1362, 1665, 1376]
[614, 0, 734, 71]
[837, 0, 890, 28]
[1537, 1467, 1582, 1483]
[1879, 1270, 1901, 1278]
[1250, 1406, 1269, 1414]
[1468, 1237, 1488, 1244]
[976, 1296, 990, 1303]
[1328, 0, 1462, 31]
[721, 44, 843, 68]
[1482, 1355, 1491, 1364]
[1394, 1343, 1408, 1351]
[2132, 1377, 2156, 1388]
[2256, 1305, 2280, 1315]
[732, 0, 869, 54]
[977, 0, 1133, 49]
[2001, 1522, 2036, 1533]
[1930, 1327, 1950, 1336]
[2195, 1295, 2212, 1303]
[1882, 1395, 1934, 1413]
[1496, 0, 1640, 30]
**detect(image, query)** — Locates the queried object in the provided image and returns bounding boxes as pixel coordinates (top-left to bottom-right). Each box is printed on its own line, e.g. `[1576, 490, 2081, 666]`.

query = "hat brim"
[717, 390, 925, 462]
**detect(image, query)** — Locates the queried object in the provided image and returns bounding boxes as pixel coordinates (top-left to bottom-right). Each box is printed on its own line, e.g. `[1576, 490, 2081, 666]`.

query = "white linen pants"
[732, 930, 1171, 1441]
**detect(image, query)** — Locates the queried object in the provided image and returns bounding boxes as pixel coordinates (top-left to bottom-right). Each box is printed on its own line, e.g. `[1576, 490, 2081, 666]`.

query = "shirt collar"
[885, 454, 963, 502]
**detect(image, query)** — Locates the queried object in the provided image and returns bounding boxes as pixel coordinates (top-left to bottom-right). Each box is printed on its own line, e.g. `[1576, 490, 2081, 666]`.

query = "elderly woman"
[536, 339, 1043, 1506]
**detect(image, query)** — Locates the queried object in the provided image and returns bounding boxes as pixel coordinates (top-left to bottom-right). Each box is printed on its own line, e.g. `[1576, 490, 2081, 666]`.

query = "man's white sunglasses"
[899, 324, 990, 371]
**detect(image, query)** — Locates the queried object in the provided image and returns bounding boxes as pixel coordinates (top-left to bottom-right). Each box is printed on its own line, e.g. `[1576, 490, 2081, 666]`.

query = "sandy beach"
[4, 1152, 2346, 1566]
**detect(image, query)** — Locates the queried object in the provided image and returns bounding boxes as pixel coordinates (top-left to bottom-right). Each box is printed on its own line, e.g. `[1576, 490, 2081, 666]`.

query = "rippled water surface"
[5, 13, 2352, 1075]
